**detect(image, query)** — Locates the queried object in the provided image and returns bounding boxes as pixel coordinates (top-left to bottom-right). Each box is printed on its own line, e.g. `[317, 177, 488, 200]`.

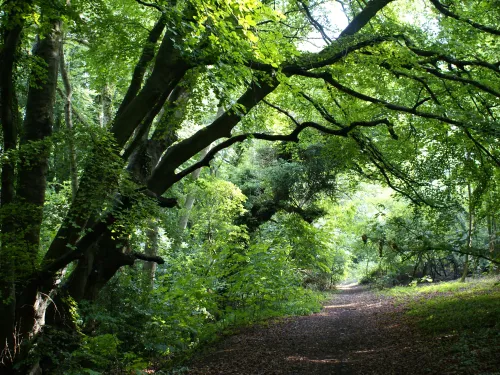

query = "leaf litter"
[186, 285, 450, 374]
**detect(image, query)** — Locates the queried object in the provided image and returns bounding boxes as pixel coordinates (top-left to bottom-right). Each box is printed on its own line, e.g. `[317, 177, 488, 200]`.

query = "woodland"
[0, 0, 499, 373]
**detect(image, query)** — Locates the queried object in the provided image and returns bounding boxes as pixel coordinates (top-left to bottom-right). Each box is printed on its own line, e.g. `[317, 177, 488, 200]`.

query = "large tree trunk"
[15, 15, 62, 344]
[67, 83, 191, 300]
[0, 4, 25, 365]
[0, 14, 61, 372]
[65, 80, 277, 302]
[42, 24, 190, 269]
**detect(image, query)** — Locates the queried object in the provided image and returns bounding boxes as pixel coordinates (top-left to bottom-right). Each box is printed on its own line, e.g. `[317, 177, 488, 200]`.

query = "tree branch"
[429, 0, 500, 36]
[423, 66, 500, 99]
[135, 0, 164, 13]
[171, 117, 393, 185]
[295, 70, 498, 136]
[116, 14, 167, 117]
[147, 76, 278, 195]
[262, 99, 300, 126]
[297, 0, 333, 45]
[132, 252, 165, 264]
[463, 128, 500, 168]
[338, 0, 394, 38]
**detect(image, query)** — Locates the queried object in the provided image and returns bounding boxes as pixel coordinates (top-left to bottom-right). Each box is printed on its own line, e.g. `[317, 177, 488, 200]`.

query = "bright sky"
[298, 1, 349, 52]
[298, 0, 439, 52]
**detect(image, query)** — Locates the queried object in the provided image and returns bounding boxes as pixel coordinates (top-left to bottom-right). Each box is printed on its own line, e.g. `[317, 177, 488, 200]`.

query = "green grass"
[407, 288, 500, 333]
[383, 275, 500, 300]
[381, 276, 500, 374]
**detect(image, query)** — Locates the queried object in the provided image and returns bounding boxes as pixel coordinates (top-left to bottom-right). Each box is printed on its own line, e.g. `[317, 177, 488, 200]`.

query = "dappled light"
[188, 285, 452, 374]
[189, 279, 500, 373]
[286, 355, 342, 364]
[323, 302, 358, 309]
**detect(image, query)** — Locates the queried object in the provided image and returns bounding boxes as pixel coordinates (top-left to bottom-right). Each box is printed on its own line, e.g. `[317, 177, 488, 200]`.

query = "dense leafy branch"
[429, 0, 500, 36]
[422, 66, 500, 99]
[295, 70, 498, 136]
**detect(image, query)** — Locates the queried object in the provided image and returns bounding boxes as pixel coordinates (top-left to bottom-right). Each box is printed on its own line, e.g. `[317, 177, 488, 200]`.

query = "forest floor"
[186, 284, 451, 375]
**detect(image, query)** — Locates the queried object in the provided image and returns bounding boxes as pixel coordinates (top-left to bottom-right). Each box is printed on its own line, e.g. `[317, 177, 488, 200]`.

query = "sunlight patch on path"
[337, 283, 358, 289]
[323, 302, 358, 309]
[286, 356, 341, 364]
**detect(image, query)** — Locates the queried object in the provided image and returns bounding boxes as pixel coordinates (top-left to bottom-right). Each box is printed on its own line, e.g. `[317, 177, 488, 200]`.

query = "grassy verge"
[381, 276, 500, 375]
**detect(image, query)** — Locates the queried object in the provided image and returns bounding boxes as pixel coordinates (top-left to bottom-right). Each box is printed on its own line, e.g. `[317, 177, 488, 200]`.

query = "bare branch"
[298, 0, 333, 45]
[262, 99, 300, 126]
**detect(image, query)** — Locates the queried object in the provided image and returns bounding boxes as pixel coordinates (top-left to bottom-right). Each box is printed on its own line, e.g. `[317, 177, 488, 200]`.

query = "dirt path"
[187, 285, 443, 374]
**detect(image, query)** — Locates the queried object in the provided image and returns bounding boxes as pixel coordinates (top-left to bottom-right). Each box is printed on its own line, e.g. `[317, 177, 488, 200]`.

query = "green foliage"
[70, 174, 327, 373]
[71, 334, 121, 370]
[2, 0, 500, 373]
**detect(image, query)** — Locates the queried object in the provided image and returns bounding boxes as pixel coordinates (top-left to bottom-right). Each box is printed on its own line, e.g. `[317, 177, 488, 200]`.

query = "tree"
[0, 0, 499, 371]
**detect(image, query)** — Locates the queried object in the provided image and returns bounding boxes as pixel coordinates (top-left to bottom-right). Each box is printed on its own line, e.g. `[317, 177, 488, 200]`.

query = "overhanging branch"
[295, 69, 499, 137]
[298, 0, 333, 45]
[135, 0, 164, 13]
[132, 251, 165, 264]
[429, 0, 500, 36]
[172, 117, 393, 185]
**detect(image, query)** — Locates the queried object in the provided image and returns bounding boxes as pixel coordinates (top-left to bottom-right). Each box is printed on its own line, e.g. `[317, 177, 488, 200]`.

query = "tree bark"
[59, 40, 78, 199]
[177, 108, 224, 231]
[142, 224, 159, 288]
[460, 182, 474, 282]
[0, 4, 25, 363]
[0, 14, 61, 371]
[147, 77, 278, 195]
[17, 18, 61, 265]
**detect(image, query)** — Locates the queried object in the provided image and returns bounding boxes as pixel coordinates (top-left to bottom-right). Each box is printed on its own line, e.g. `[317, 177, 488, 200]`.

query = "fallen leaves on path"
[186, 285, 447, 374]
